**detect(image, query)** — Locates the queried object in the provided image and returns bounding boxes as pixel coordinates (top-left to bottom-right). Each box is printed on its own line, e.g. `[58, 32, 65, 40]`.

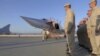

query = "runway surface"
[0, 36, 90, 56]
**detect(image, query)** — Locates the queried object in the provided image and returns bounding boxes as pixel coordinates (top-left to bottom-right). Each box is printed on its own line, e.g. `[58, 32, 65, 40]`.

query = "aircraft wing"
[20, 16, 50, 30]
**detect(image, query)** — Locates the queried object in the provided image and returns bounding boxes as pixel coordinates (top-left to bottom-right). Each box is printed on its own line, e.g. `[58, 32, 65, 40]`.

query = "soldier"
[42, 30, 47, 41]
[77, 9, 92, 53]
[78, 9, 92, 26]
[42, 29, 49, 41]
[64, 3, 75, 56]
[85, 9, 93, 52]
[87, 0, 100, 56]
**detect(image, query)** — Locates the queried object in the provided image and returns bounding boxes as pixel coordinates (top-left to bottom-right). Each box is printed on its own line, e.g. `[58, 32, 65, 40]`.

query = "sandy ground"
[0, 36, 90, 56]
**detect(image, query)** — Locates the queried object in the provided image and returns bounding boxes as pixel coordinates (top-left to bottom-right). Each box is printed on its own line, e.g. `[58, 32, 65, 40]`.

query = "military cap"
[64, 3, 71, 7]
[90, 0, 97, 3]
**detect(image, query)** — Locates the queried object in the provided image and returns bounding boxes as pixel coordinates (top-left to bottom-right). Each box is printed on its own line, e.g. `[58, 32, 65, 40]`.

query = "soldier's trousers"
[66, 32, 75, 56]
[87, 27, 100, 54]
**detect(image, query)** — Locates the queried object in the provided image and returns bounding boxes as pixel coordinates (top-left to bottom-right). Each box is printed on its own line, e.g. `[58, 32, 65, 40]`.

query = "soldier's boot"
[66, 46, 72, 56]
[91, 54, 97, 56]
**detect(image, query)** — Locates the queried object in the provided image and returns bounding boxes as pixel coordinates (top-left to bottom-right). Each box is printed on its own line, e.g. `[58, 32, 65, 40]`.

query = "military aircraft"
[21, 16, 65, 40]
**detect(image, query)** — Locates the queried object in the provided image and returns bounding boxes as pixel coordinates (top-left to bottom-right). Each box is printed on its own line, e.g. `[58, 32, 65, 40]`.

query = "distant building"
[0, 24, 11, 35]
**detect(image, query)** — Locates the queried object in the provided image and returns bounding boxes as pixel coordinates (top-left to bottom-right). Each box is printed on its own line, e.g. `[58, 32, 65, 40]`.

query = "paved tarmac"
[0, 36, 90, 56]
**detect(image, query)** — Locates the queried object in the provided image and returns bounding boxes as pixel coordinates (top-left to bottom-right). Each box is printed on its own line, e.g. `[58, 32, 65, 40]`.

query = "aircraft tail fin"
[0, 24, 11, 34]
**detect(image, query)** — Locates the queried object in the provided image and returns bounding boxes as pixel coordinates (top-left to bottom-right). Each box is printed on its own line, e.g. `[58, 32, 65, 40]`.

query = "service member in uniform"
[87, 0, 100, 56]
[42, 30, 47, 41]
[86, 9, 93, 52]
[64, 3, 75, 56]
[86, 9, 92, 22]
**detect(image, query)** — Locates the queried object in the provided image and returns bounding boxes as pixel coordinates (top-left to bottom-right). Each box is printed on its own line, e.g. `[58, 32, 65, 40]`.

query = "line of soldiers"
[64, 0, 100, 56]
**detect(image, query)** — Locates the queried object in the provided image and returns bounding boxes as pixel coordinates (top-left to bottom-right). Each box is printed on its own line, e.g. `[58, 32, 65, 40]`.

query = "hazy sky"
[0, 0, 100, 33]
